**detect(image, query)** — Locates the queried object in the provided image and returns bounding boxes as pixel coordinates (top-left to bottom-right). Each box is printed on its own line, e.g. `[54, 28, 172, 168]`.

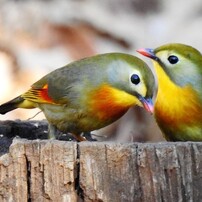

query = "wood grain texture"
[0, 140, 201, 202]
[79, 142, 202, 202]
[0, 139, 78, 201]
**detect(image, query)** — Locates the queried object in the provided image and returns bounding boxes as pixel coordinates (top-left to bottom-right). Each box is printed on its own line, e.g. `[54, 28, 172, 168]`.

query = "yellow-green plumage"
[138, 43, 202, 141]
[0, 53, 155, 141]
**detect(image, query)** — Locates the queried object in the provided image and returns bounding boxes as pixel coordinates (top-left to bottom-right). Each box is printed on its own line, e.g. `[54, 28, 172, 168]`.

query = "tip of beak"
[143, 100, 154, 114]
[137, 48, 158, 61]
[139, 97, 154, 114]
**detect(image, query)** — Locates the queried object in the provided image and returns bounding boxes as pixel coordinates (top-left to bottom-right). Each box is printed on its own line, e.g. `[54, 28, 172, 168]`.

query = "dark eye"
[131, 74, 140, 85]
[168, 55, 179, 64]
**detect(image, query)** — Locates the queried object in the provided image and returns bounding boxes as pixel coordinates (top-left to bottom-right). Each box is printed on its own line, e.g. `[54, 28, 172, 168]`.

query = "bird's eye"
[131, 74, 140, 85]
[168, 55, 179, 64]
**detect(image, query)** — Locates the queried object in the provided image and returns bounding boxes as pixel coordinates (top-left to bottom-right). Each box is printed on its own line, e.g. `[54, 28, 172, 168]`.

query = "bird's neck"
[88, 84, 140, 121]
[154, 62, 202, 129]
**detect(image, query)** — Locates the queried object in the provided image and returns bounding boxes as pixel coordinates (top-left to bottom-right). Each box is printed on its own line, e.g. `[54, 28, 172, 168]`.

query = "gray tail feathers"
[0, 96, 24, 114]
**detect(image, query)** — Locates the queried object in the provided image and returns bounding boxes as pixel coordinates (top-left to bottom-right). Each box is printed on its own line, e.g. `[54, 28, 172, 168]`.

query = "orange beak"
[137, 48, 159, 61]
[139, 96, 154, 114]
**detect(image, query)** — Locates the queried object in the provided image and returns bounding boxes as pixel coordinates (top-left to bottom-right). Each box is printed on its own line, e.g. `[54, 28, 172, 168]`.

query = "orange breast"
[88, 84, 140, 121]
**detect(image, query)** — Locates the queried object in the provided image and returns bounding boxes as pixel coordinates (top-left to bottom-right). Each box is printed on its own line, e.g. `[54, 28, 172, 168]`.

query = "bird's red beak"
[136, 48, 156, 114]
[137, 48, 158, 61]
[139, 97, 154, 114]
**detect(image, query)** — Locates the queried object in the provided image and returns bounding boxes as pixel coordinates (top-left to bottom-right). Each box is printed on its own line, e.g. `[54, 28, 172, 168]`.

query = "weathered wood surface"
[79, 142, 202, 202]
[0, 139, 201, 202]
[0, 139, 78, 202]
[0, 120, 91, 156]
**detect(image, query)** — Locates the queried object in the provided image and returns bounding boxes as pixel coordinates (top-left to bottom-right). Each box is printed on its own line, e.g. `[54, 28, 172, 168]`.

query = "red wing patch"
[21, 84, 56, 104]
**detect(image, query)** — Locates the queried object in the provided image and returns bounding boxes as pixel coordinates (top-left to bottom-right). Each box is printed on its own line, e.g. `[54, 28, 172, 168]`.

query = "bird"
[137, 43, 202, 141]
[0, 53, 155, 141]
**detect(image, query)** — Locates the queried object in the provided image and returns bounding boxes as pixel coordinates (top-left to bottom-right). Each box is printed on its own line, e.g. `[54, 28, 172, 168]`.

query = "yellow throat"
[153, 61, 202, 128]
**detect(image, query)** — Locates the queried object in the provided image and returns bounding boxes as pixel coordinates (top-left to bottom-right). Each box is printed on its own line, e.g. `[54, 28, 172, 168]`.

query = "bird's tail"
[0, 96, 35, 114]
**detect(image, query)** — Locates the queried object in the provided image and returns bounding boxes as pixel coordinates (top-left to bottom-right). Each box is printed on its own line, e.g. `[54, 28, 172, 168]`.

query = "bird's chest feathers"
[154, 63, 202, 128]
[87, 84, 139, 121]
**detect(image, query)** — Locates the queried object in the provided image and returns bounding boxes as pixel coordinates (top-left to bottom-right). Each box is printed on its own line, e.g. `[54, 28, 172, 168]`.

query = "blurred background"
[0, 0, 201, 142]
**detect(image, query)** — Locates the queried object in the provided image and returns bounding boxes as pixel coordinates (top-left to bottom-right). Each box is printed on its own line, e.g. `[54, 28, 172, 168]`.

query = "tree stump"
[0, 138, 201, 201]
[79, 142, 202, 202]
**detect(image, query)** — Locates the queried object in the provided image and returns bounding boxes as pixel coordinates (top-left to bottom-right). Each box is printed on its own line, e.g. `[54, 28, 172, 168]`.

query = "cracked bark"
[79, 142, 202, 202]
[0, 139, 78, 201]
[0, 139, 202, 201]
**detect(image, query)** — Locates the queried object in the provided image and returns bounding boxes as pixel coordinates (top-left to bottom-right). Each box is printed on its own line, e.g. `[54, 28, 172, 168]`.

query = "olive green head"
[138, 43, 202, 95]
[154, 43, 202, 90]
[104, 53, 156, 100]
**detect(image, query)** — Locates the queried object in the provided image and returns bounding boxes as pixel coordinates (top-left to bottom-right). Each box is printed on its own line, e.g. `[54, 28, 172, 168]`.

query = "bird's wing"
[21, 84, 59, 104]
[21, 77, 72, 105]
